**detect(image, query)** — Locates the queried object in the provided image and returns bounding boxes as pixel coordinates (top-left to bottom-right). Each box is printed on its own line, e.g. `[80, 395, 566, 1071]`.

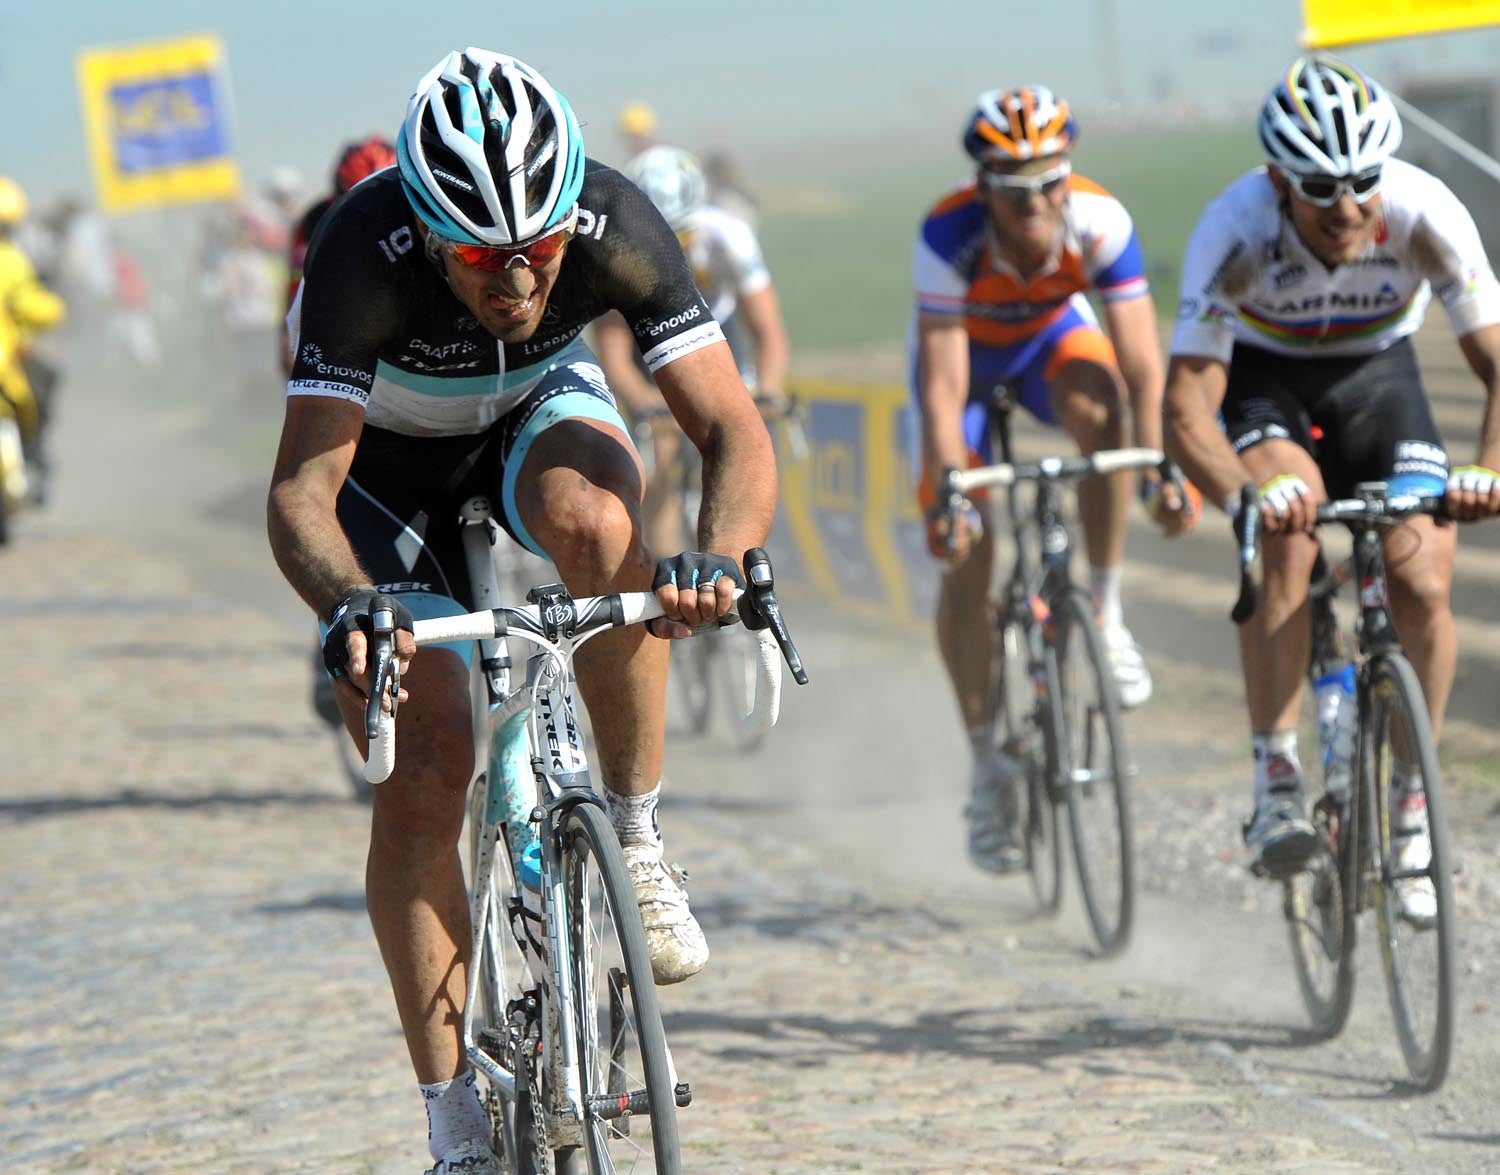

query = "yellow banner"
[1303, 0, 1500, 47]
[77, 34, 240, 214]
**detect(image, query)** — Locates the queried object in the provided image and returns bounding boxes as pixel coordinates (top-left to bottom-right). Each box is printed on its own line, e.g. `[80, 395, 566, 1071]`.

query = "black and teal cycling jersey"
[286, 160, 723, 436]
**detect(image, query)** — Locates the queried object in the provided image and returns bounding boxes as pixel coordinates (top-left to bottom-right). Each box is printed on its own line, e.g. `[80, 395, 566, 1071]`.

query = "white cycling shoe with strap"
[624, 845, 710, 984]
[1101, 621, 1153, 710]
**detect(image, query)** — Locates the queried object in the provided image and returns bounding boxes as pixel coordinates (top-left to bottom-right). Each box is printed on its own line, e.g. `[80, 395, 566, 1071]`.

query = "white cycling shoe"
[425, 1140, 503, 1175]
[1101, 622, 1152, 710]
[624, 846, 710, 984]
[1390, 787, 1437, 929]
[1243, 759, 1317, 879]
[965, 751, 1025, 875]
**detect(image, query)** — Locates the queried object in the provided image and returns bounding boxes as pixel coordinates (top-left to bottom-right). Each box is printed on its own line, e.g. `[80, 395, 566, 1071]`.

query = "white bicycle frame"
[361, 496, 783, 1138]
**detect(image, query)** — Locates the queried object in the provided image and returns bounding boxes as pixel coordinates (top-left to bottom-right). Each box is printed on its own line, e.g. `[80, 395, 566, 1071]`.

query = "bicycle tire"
[717, 625, 767, 754]
[1051, 590, 1135, 956]
[559, 803, 682, 1174]
[1282, 794, 1354, 1038]
[1366, 652, 1455, 1091]
[995, 615, 1061, 912]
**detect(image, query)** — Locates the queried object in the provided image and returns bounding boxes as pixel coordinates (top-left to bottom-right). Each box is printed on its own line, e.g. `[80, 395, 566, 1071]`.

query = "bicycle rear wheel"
[1051, 590, 1134, 956]
[1365, 653, 1455, 1090]
[560, 803, 683, 1174]
[1283, 795, 1354, 1037]
[996, 615, 1061, 912]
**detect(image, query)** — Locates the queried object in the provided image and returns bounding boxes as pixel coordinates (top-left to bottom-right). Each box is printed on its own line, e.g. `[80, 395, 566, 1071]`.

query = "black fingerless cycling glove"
[321, 589, 414, 679]
[651, 551, 746, 594]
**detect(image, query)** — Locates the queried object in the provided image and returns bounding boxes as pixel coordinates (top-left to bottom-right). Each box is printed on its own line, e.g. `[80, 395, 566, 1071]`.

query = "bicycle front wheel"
[560, 803, 683, 1174]
[1051, 590, 1135, 956]
[1366, 653, 1455, 1091]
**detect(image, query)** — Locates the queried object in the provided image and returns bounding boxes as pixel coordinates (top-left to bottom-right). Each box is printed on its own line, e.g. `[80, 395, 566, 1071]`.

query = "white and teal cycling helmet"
[623, 145, 707, 232]
[397, 48, 586, 245]
[1259, 55, 1401, 177]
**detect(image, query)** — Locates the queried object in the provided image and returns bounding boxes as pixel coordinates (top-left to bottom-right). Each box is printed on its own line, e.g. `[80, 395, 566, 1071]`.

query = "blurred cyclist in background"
[0, 176, 66, 507]
[913, 86, 1168, 874]
[282, 135, 398, 376]
[1161, 57, 1500, 907]
[595, 143, 789, 555]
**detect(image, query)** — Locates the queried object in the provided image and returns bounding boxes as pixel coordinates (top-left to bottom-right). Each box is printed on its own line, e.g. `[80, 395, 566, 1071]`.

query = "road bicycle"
[632, 394, 808, 753]
[362, 497, 808, 1173]
[941, 390, 1170, 956]
[1231, 482, 1457, 1090]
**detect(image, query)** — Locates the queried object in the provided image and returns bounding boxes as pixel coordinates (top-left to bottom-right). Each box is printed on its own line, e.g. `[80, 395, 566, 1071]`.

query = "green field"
[756, 121, 1259, 356]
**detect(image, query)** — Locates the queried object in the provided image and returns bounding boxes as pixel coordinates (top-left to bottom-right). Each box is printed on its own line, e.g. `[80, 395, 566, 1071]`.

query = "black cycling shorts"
[1221, 338, 1449, 499]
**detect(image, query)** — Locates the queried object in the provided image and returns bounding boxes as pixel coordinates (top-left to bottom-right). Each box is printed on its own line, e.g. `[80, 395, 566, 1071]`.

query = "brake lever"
[364, 595, 400, 740]
[738, 546, 810, 685]
[1230, 484, 1261, 626]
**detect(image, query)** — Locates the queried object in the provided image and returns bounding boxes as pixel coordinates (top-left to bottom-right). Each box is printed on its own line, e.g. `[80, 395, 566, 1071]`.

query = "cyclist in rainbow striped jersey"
[1161, 56, 1500, 913]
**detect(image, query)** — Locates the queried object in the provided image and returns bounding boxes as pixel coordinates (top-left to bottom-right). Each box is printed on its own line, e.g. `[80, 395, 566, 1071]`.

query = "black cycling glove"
[321, 589, 414, 679]
[651, 551, 746, 595]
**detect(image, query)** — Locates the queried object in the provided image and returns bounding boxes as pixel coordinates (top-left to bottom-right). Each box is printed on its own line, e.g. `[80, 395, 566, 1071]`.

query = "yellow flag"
[77, 34, 241, 214]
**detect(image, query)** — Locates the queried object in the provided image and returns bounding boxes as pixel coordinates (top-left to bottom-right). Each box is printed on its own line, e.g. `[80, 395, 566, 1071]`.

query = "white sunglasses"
[977, 160, 1071, 196]
[1280, 167, 1382, 208]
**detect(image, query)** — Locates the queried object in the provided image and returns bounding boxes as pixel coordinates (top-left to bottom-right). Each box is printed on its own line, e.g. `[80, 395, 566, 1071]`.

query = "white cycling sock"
[968, 723, 995, 760]
[420, 1068, 490, 1161]
[1090, 565, 1124, 630]
[1251, 730, 1302, 799]
[605, 782, 663, 852]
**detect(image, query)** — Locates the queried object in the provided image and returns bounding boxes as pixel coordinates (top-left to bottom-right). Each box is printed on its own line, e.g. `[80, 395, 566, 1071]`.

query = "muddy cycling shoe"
[1390, 787, 1438, 929]
[1101, 622, 1153, 710]
[965, 752, 1025, 875]
[1244, 785, 1318, 879]
[624, 846, 710, 984]
[424, 1139, 503, 1175]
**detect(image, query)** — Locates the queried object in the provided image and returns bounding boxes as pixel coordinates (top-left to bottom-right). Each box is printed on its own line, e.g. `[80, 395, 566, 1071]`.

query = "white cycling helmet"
[397, 48, 586, 245]
[1259, 56, 1401, 177]
[623, 145, 707, 232]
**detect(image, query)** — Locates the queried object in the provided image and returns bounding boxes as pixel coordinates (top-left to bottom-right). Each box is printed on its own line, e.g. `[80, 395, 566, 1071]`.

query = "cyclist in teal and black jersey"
[267, 49, 775, 1175]
[1162, 56, 1500, 911]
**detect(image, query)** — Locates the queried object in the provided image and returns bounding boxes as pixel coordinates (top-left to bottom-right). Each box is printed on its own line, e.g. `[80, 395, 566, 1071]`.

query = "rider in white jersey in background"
[595, 144, 790, 555]
[1162, 56, 1500, 915]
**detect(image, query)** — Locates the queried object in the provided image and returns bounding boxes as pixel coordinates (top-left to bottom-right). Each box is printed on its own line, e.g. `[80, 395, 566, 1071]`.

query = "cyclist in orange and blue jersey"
[912, 86, 1169, 874]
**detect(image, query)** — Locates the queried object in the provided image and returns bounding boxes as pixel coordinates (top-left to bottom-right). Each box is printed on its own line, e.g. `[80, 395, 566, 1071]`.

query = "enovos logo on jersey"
[643, 304, 703, 339]
[299, 342, 373, 384]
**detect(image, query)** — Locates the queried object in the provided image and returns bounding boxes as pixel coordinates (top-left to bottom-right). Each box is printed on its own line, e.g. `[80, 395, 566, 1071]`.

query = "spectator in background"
[282, 136, 397, 375]
[0, 176, 66, 501]
[617, 100, 659, 162]
[109, 247, 160, 368]
[212, 217, 282, 401]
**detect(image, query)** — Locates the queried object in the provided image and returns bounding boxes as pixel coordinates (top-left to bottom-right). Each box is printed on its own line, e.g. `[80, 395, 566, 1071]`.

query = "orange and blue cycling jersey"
[910, 173, 1148, 435]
